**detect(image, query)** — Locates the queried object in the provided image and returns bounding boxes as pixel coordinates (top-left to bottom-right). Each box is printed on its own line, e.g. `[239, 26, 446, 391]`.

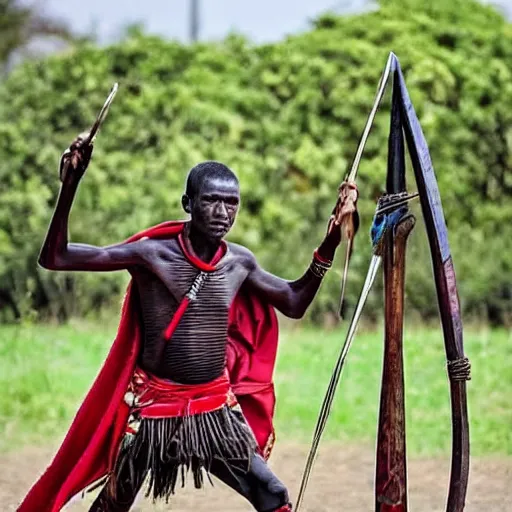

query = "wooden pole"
[190, 0, 200, 42]
[375, 214, 415, 512]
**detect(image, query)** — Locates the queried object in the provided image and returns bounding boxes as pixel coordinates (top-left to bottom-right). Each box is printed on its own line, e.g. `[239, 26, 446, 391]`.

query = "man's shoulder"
[226, 241, 256, 269]
[126, 236, 180, 259]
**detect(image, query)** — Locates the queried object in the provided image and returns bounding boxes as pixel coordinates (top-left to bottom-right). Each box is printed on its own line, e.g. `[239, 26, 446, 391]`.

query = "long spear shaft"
[295, 254, 382, 511]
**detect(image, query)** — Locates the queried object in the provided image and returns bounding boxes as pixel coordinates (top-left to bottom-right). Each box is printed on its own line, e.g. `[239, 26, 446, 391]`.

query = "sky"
[37, 0, 512, 45]
[37, 0, 377, 43]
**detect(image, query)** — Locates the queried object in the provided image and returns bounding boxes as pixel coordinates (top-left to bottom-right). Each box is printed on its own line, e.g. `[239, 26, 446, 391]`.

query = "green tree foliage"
[0, 0, 511, 325]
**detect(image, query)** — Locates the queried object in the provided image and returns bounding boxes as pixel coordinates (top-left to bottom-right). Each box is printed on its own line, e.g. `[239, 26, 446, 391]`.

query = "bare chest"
[134, 239, 248, 313]
[132, 239, 250, 382]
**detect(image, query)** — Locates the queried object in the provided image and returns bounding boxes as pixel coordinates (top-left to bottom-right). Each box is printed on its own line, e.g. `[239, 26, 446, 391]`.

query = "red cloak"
[18, 221, 279, 512]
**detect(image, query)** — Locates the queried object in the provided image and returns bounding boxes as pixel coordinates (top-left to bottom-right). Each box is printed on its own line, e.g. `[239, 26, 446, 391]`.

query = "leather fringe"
[112, 405, 256, 503]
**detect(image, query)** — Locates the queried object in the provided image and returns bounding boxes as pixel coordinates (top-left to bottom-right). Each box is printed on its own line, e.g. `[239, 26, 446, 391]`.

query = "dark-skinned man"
[19, 133, 355, 512]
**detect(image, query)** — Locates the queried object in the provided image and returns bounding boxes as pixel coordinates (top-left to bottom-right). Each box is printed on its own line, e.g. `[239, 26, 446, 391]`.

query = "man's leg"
[88, 456, 148, 512]
[210, 452, 292, 512]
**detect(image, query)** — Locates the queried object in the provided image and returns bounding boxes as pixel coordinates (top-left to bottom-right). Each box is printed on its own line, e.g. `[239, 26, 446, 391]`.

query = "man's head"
[182, 161, 240, 241]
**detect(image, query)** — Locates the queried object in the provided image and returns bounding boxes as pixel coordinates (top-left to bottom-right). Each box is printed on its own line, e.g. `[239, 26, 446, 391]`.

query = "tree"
[0, 0, 510, 325]
[0, 0, 74, 73]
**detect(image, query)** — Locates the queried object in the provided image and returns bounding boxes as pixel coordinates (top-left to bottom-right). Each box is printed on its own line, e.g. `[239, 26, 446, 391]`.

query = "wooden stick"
[375, 214, 415, 512]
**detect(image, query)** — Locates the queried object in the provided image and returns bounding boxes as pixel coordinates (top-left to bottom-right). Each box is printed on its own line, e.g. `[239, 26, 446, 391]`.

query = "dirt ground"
[1, 442, 510, 511]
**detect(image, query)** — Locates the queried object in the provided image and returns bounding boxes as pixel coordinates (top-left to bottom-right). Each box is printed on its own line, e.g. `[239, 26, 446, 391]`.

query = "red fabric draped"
[18, 221, 279, 512]
[227, 286, 279, 458]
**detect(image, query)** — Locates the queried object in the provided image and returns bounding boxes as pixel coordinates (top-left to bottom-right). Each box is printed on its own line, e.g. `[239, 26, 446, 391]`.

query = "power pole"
[190, 0, 200, 42]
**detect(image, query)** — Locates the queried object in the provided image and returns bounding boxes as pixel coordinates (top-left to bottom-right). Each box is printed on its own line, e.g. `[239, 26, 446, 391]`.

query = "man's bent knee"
[265, 479, 290, 510]
[248, 454, 290, 511]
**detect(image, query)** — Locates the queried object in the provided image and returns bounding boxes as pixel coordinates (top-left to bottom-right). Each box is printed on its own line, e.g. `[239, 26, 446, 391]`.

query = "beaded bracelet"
[309, 249, 332, 278]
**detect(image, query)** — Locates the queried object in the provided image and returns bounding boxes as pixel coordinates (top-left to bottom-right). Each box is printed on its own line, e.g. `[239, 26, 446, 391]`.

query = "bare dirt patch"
[2, 443, 510, 511]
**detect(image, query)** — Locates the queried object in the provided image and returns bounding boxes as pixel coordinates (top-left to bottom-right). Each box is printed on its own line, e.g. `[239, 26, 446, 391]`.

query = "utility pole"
[190, 0, 200, 42]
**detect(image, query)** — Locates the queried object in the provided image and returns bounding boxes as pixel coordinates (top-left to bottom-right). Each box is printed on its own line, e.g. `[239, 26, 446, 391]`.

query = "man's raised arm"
[39, 134, 144, 272]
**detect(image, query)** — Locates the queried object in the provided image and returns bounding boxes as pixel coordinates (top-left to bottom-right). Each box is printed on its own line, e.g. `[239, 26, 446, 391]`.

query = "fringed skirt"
[110, 369, 257, 503]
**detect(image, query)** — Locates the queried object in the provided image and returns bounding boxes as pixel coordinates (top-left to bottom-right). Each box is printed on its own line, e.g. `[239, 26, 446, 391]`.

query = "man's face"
[188, 176, 240, 241]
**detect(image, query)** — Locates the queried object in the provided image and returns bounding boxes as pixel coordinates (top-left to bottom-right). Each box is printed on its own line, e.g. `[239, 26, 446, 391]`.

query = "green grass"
[0, 322, 510, 456]
[274, 325, 512, 457]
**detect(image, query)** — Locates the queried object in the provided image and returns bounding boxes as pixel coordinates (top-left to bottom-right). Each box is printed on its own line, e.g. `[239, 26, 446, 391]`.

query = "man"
[19, 133, 349, 512]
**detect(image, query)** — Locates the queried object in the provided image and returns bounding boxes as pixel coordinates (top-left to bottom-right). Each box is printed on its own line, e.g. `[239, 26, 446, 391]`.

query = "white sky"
[36, 0, 381, 43]
[37, 0, 512, 44]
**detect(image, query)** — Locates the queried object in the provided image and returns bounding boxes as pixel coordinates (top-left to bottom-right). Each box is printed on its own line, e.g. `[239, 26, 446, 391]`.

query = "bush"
[0, 0, 511, 325]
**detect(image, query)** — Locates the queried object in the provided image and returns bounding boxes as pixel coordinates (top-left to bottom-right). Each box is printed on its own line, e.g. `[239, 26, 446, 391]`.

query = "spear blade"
[83, 82, 119, 146]
[59, 83, 119, 182]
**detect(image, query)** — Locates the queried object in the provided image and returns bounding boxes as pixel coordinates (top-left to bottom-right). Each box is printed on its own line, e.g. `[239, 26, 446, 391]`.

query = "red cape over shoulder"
[18, 221, 279, 512]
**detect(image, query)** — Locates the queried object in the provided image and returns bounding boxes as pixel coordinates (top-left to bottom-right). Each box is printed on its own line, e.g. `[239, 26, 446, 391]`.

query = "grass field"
[0, 321, 510, 456]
